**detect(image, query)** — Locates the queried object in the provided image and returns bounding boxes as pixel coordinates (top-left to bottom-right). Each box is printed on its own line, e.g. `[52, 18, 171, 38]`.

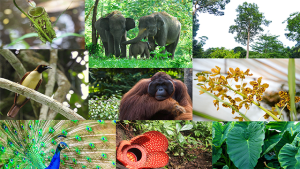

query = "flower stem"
[199, 87, 251, 121]
[203, 79, 281, 121]
[223, 84, 281, 121]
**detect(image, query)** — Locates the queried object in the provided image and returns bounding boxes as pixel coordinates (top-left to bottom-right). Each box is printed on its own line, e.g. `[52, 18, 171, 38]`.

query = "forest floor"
[116, 122, 212, 169]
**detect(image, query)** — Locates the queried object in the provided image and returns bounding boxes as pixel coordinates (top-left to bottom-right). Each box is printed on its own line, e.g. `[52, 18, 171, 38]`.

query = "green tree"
[193, 0, 230, 16]
[283, 12, 300, 42]
[193, 0, 230, 58]
[193, 36, 208, 58]
[229, 2, 271, 58]
[251, 34, 285, 54]
[209, 47, 240, 58]
[233, 46, 246, 58]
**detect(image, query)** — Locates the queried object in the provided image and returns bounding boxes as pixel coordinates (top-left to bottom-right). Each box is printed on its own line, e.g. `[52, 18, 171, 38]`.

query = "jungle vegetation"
[193, 1, 300, 58]
[85, 0, 193, 68]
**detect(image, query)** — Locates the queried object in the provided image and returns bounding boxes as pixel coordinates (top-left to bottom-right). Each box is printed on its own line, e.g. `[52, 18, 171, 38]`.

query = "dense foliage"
[88, 95, 119, 120]
[193, 0, 230, 16]
[213, 121, 300, 169]
[195, 45, 299, 58]
[128, 120, 212, 160]
[85, 0, 192, 67]
[284, 12, 300, 42]
[209, 47, 240, 58]
[89, 68, 185, 98]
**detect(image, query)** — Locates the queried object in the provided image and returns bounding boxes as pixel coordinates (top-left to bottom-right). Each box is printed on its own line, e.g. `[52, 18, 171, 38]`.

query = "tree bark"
[39, 49, 57, 120]
[0, 49, 26, 78]
[184, 68, 193, 101]
[246, 29, 250, 59]
[92, 0, 99, 45]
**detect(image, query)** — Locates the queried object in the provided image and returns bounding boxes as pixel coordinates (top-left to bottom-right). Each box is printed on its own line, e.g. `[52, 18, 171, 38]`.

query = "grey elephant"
[129, 41, 157, 59]
[95, 11, 135, 57]
[122, 12, 181, 59]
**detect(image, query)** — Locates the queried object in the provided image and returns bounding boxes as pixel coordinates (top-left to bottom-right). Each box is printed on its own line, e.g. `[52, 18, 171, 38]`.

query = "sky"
[196, 0, 300, 50]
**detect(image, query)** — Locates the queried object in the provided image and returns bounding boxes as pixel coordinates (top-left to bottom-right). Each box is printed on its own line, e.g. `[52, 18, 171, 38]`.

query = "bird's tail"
[7, 104, 20, 118]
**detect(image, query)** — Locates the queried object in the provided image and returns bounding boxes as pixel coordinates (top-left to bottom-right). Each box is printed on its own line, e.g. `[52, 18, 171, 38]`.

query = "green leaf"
[176, 123, 181, 133]
[261, 130, 282, 157]
[7, 33, 38, 46]
[222, 165, 229, 169]
[177, 132, 185, 143]
[212, 146, 222, 164]
[274, 131, 298, 155]
[278, 144, 300, 168]
[288, 59, 296, 120]
[226, 122, 265, 169]
[212, 122, 233, 147]
[180, 124, 193, 131]
[266, 122, 300, 135]
[166, 130, 174, 136]
[295, 148, 300, 167]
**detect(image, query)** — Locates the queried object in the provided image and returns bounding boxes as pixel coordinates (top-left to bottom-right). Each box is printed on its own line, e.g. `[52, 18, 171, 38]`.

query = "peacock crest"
[0, 120, 116, 169]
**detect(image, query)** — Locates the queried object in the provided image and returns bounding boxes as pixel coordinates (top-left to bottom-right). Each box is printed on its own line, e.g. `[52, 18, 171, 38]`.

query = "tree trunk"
[184, 68, 193, 101]
[246, 29, 250, 59]
[92, 0, 99, 45]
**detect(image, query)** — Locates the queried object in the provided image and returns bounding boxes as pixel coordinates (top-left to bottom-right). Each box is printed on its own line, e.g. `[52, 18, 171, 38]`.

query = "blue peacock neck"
[45, 145, 63, 169]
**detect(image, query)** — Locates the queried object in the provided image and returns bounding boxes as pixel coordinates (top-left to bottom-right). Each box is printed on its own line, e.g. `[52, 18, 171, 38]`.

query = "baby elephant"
[129, 41, 156, 59]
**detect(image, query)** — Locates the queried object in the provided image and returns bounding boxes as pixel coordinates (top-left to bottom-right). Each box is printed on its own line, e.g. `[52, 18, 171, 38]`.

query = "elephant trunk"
[114, 37, 122, 57]
[123, 28, 148, 45]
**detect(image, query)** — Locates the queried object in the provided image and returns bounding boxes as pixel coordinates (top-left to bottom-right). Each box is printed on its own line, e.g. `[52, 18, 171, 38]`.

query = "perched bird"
[7, 65, 52, 118]
[0, 120, 116, 169]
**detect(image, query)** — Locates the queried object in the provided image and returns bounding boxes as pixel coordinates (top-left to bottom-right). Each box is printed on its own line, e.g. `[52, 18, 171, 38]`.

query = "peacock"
[0, 120, 116, 169]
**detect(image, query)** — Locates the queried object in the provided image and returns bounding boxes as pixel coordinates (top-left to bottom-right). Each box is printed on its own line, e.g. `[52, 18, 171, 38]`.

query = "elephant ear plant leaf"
[226, 122, 265, 169]
[278, 133, 300, 168]
[13, 0, 56, 43]
[212, 122, 234, 164]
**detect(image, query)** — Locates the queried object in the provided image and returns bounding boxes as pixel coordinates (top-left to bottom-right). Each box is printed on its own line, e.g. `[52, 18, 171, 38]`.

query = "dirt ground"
[116, 122, 212, 169]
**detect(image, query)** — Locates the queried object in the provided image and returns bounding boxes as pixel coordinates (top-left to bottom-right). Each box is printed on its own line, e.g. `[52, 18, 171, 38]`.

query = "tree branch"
[39, 49, 58, 120]
[0, 78, 85, 120]
[0, 49, 26, 78]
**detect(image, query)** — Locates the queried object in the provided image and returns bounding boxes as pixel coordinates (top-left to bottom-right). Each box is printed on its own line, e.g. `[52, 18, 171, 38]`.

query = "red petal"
[117, 140, 131, 166]
[117, 131, 169, 169]
[122, 144, 147, 169]
[131, 131, 168, 152]
[143, 151, 169, 168]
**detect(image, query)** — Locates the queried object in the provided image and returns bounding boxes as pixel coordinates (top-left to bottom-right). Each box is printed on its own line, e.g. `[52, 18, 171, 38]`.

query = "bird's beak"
[45, 66, 52, 69]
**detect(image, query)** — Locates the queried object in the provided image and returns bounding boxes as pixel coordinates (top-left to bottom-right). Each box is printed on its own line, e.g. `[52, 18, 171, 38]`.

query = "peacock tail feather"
[0, 120, 116, 169]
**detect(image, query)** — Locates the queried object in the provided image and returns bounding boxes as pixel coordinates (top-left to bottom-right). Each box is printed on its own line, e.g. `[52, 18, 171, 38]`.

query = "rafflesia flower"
[117, 131, 169, 169]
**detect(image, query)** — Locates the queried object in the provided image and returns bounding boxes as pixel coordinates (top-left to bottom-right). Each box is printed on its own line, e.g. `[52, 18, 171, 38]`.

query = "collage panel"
[85, 0, 192, 68]
[193, 59, 300, 121]
[89, 68, 193, 120]
[193, 0, 300, 58]
[0, 120, 116, 168]
[0, 49, 89, 120]
[1, 0, 300, 168]
[1, 0, 85, 49]
[212, 121, 300, 168]
[116, 120, 212, 169]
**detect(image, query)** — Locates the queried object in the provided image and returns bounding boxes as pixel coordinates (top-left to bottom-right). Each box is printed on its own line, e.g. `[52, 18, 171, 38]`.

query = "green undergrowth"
[89, 55, 192, 68]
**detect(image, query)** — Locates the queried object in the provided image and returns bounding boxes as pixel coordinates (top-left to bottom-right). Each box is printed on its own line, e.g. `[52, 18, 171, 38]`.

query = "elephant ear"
[155, 14, 164, 29]
[125, 18, 135, 31]
[99, 18, 110, 31]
